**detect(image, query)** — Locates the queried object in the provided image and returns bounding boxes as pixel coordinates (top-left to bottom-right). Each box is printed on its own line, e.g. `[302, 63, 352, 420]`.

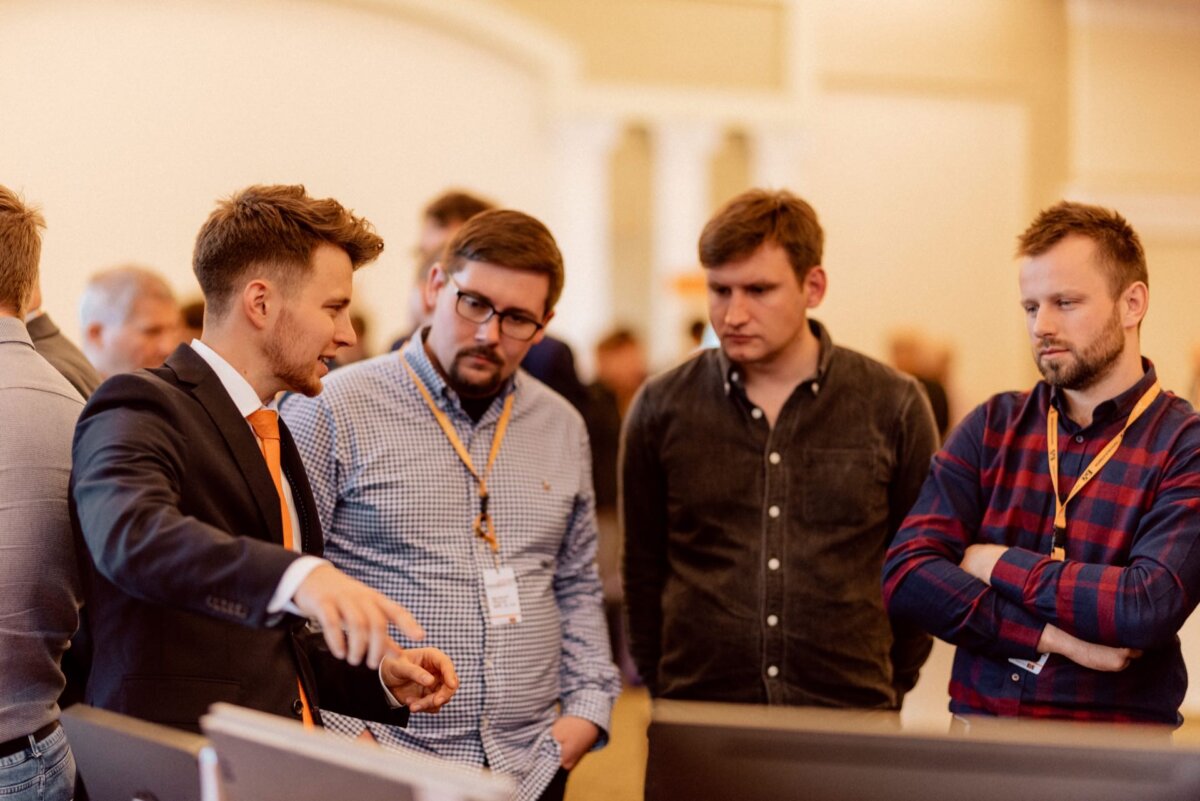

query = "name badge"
[1008, 652, 1050, 675]
[483, 567, 522, 626]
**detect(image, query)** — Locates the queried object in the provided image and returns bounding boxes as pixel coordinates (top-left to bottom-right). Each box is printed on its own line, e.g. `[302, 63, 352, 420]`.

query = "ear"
[241, 279, 272, 332]
[803, 266, 828, 309]
[1121, 281, 1149, 329]
[84, 321, 104, 346]
[424, 263, 447, 311]
[531, 309, 555, 345]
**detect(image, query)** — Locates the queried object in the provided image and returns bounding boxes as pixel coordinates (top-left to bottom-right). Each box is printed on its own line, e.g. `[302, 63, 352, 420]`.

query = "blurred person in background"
[79, 264, 182, 379]
[180, 297, 205, 343]
[585, 328, 647, 682]
[391, 190, 496, 350]
[888, 328, 952, 440]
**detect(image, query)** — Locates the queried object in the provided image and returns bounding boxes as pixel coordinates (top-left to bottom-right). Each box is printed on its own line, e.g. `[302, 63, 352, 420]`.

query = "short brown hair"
[0, 185, 46, 316]
[699, 189, 824, 280]
[1016, 201, 1147, 296]
[424, 190, 495, 228]
[442, 209, 564, 313]
[193, 184, 384, 317]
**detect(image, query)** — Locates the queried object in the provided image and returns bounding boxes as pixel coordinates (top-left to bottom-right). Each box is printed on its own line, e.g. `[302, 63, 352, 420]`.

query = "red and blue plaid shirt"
[884, 361, 1200, 725]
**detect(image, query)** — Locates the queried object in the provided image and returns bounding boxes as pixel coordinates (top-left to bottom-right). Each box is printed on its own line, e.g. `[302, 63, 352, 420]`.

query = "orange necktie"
[247, 409, 315, 729]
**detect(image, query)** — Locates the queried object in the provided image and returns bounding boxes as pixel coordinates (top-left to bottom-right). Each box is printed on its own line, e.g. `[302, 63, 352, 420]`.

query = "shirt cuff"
[379, 662, 403, 709]
[989, 547, 1044, 606]
[561, 689, 616, 750]
[267, 556, 329, 616]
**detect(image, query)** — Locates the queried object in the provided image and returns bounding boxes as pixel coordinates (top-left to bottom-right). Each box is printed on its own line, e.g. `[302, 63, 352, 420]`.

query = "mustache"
[457, 346, 502, 365]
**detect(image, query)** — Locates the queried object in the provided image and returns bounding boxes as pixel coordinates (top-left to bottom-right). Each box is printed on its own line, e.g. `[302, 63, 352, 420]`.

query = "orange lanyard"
[402, 360, 514, 554]
[1046, 381, 1160, 560]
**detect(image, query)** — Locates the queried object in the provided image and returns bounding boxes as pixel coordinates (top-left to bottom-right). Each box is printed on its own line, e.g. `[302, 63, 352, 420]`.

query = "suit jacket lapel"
[279, 420, 323, 557]
[163, 345, 285, 546]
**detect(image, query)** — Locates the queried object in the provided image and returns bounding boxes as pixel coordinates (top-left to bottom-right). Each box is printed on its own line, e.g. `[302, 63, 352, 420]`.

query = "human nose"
[1031, 306, 1055, 340]
[335, 311, 357, 348]
[473, 313, 502, 343]
[723, 291, 750, 327]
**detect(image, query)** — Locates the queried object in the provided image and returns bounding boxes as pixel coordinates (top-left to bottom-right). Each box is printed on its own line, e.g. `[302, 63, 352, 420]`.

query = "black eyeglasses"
[449, 279, 545, 342]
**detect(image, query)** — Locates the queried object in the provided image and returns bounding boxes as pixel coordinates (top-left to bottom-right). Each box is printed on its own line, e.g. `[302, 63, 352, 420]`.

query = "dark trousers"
[538, 768, 569, 801]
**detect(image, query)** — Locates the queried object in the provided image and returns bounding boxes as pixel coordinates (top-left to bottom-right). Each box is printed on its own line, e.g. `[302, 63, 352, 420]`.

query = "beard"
[447, 345, 505, 398]
[1035, 306, 1125, 391]
[265, 308, 324, 397]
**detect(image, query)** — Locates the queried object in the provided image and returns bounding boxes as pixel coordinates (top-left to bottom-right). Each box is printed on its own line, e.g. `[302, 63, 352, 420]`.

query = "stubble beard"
[1036, 306, 1126, 392]
[447, 345, 505, 398]
[265, 309, 323, 397]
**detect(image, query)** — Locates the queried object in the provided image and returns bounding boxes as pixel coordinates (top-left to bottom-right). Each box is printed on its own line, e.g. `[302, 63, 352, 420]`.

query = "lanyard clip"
[474, 511, 499, 553]
[1051, 526, 1066, 561]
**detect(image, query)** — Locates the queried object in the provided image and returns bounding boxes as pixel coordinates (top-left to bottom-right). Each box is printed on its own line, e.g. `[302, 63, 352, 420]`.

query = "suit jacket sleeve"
[297, 630, 411, 727]
[72, 372, 299, 628]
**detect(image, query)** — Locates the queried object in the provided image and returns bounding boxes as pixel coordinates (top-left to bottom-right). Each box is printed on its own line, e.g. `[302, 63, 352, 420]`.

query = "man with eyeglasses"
[281, 209, 619, 801]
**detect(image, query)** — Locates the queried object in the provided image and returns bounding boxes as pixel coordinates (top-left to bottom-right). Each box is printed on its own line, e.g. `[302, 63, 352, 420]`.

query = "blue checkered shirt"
[280, 336, 619, 800]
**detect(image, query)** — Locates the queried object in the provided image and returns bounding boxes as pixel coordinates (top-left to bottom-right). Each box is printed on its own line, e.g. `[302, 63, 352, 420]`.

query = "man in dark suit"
[71, 184, 457, 733]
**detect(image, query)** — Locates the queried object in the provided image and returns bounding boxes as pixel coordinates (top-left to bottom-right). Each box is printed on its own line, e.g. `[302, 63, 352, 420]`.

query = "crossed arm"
[882, 407, 1200, 672]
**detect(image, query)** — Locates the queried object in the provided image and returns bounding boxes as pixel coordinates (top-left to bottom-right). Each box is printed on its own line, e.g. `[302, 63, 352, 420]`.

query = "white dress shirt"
[190, 339, 325, 613]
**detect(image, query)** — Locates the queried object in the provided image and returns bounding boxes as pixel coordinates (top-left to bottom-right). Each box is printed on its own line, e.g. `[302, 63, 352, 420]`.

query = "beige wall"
[2, 0, 562, 353]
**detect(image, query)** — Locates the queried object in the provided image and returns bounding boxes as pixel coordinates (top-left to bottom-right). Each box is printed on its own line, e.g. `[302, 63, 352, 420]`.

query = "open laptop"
[60, 704, 214, 801]
[646, 699, 1200, 801]
[201, 703, 513, 801]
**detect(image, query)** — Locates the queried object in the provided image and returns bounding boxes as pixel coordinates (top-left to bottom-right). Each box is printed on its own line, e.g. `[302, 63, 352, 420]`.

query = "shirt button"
[1074, 435, 1084, 443]
[767, 557, 781, 571]
[1010, 673, 1021, 683]
[731, 371, 740, 382]
[767, 614, 779, 627]
[291, 698, 304, 716]
[812, 382, 820, 395]
[481, 716, 489, 729]
[484, 658, 494, 670]
[768, 505, 781, 519]
[767, 665, 780, 678]
[769, 452, 781, 465]
[751, 408, 763, 420]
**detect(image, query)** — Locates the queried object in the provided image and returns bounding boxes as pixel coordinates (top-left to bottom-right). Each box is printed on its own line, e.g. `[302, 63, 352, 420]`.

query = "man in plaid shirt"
[884, 201, 1200, 726]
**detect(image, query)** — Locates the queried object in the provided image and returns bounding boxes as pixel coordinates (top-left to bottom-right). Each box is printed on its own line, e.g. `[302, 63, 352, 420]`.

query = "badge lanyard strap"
[1046, 381, 1160, 560]
[403, 360, 514, 565]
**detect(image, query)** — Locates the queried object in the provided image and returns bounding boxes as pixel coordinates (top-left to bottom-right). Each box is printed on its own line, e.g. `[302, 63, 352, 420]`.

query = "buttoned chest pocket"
[799, 449, 889, 528]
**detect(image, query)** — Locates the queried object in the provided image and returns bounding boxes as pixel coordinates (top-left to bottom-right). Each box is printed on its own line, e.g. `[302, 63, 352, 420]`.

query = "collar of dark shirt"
[716, 318, 834, 398]
[1046, 356, 1157, 434]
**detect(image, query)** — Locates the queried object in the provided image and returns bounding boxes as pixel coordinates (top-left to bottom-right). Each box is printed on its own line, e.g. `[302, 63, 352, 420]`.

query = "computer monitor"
[201, 703, 513, 801]
[646, 700, 1200, 801]
[60, 704, 212, 801]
